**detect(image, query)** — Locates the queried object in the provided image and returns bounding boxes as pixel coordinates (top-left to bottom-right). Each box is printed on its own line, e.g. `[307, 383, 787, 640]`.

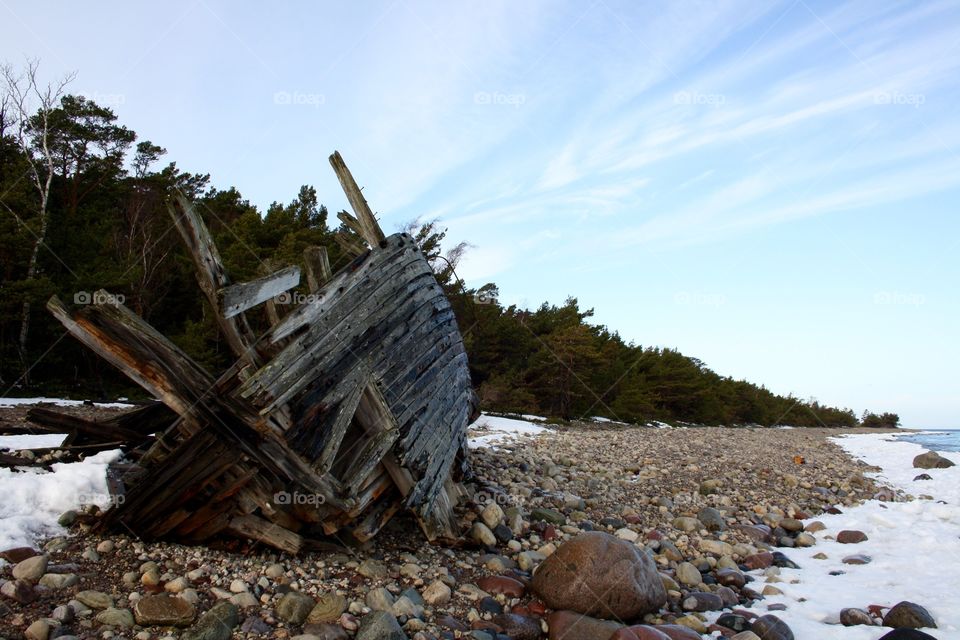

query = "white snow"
[0, 433, 66, 450]
[0, 397, 132, 554]
[467, 413, 549, 449]
[0, 397, 133, 409]
[732, 432, 960, 638]
[0, 450, 123, 554]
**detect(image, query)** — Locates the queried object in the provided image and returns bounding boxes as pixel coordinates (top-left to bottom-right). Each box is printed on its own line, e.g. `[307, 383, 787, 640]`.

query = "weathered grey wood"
[303, 246, 332, 292]
[340, 381, 400, 494]
[226, 513, 302, 555]
[46, 294, 215, 420]
[311, 379, 365, 474]
[335, 231, 367, 257]
[46, 154, 478, 547]
[219, 265, 300, 319]
[329, 151, 386, 246]
[168, 195, 258, 362]
[336, 210, 366, 239]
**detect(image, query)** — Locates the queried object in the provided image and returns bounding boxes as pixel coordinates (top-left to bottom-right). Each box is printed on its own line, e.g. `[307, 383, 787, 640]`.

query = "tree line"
[0, 62, 898, 428]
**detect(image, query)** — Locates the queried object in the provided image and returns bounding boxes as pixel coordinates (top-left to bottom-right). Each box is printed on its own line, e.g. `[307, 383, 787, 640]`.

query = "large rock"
[840, 608, 876, 626]
[75, 590, 113, 609]
[0, 546, 40, 563]
[134, 594, 197, 626]
[877, 630, 938, 640]
[837, 530, 868, 544]
[307, 593, 347, 624]
[751, 615, 794, 640]
[1, 578, 37, 603]
[912, 451, 955, 469]
[610, 626, 672, 639]
[96, 607, 135, 627]
[183, 602, 239, 640]
[12, 555, 48, 581]
[356, 611, 405, 640]
[277, 591, 316, 624]
[883, 602, 937, 629]
[546, 610, 623, 640]
[491, 613, 540, 640]
[531, 531, 667, 620]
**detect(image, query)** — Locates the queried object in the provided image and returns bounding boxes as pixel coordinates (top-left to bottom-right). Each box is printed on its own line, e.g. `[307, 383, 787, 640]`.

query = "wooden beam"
[168, 195, 258, 363]
[26, 408, 150, 443]
[219, 265, 301, 319]
[226, 514, 302, 555]
[303, 246, 332, 292]
[47, 294, 216, 420]
[329, 151, 386, 246]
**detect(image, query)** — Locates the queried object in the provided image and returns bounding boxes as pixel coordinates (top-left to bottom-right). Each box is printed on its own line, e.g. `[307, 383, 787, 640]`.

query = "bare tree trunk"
[2, 60, 75, 385]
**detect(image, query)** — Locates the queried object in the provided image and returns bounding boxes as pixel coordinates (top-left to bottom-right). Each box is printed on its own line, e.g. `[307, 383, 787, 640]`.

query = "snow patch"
[467, 414, 548, 449]
[0, 450, 123, 553]
[0, 397, 133, 409]
[730, 432, 959, 638]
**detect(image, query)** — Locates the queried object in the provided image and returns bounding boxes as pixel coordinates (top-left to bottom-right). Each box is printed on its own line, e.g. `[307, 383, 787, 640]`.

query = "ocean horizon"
[896, 428, 960, 453]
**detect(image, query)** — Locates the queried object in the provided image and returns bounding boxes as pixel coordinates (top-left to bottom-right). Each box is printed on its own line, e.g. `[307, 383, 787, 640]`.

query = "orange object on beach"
[793, 455, 806, 465]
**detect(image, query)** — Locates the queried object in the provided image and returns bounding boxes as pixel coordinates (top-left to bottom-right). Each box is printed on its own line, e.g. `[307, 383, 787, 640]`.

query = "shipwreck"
[23, 152, 479, 553]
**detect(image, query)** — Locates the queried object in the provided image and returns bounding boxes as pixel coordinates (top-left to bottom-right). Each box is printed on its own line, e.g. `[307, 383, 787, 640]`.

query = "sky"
[2, 0, 958, 427]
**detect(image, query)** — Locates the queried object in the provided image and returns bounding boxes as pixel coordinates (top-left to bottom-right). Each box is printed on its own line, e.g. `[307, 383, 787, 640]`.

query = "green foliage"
[860, 411, 900, 429]
[0, 91, 875, 427]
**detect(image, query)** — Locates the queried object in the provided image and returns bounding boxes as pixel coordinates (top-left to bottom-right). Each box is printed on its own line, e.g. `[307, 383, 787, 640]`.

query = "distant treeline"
[0, 75, 897, 428]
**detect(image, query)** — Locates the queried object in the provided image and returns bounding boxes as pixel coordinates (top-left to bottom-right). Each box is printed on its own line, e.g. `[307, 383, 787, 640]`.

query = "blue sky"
[3, 0, 958, 426]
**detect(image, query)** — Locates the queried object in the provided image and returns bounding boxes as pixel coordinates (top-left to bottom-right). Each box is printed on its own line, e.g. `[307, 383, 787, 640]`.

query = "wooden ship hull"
[37, 153, 479, 552]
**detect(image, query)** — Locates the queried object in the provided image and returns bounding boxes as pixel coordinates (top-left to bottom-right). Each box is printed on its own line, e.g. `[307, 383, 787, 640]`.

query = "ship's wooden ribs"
[341, 382, 400, 495]
[43, 151, 478, 549]
[219, 265, 300, 319]
[46, 293, 347, 512]
[311, 378, 365, 474]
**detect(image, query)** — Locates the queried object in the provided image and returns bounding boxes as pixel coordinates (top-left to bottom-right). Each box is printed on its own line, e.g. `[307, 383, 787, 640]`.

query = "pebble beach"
[1, 402, 956, 640]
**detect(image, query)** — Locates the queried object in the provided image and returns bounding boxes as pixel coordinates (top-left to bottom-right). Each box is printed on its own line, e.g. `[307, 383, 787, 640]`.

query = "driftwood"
[35, 152, 479, 552]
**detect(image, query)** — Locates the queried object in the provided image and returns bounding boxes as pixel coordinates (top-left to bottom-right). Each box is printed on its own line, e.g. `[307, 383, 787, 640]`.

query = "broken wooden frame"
[38, 151, 479, 553]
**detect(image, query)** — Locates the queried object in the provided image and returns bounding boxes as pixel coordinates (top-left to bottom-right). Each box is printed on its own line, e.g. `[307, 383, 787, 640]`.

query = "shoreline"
[1, 404, 954, 640]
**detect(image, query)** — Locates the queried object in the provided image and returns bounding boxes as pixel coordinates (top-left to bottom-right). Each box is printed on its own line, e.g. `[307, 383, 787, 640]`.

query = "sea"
[896, 428, 960, 453]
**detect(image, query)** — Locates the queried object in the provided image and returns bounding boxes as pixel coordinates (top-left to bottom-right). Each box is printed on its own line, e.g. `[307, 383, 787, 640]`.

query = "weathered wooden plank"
[310, 379, 365, 473]
[168, 195, 258, 362]
[26, 408, 149, 443]
[219, 265, 300, 319]
[303, 246, 332, 292]
[248, 269, 440, 413]
[329, 151, 386, 246]
[47, 294, 216, 420]
[336, 210, 366, 240]
[352, 495, 403, 543]
[334, 231, 367, 257]
[226, 514, 303, 554]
